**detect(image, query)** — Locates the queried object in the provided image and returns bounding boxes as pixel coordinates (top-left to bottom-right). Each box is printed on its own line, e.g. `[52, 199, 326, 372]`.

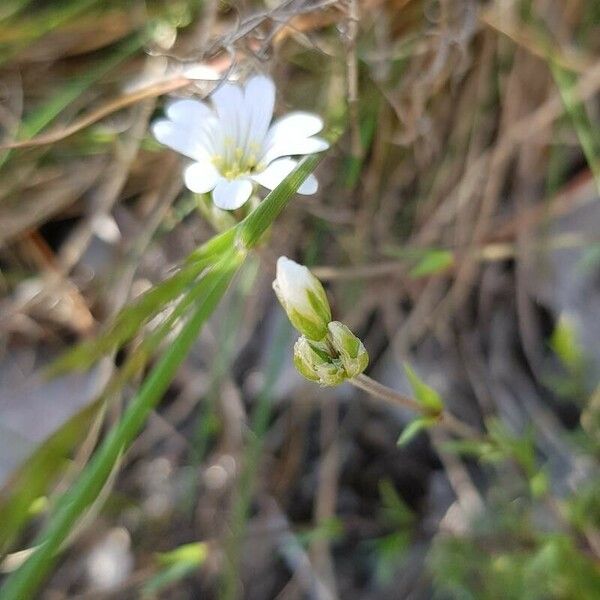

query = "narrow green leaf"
[0, 400, 103, 554]
[238, 154, 324, 249]
[295, 517, 343, 547]
[550, 60, 600, 194]
[440, 438, 498, 459]
[529, 470, 549, 499]
[156, 542, 208, 567]
[549, 314, 584, 373]
[404, 363, 443, 414]
[378, 479, 414, 526]
[2, 135, 335, 600]
[185, 225, 238, 265]
[48, 258, 210, 375]
[141, 561, 197, 598]
[409, 249, 454, 278]
[397, 417, 437, 446]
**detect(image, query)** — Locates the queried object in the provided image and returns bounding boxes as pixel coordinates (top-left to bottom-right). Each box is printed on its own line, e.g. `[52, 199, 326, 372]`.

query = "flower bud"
[327, 321, 369, 377]
[293, 337, 347, 386]
[273, 257, 332, 340]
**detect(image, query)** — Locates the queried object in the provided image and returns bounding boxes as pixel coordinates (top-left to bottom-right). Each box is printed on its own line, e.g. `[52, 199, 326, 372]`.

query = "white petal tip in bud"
[273, 257, 331, 340]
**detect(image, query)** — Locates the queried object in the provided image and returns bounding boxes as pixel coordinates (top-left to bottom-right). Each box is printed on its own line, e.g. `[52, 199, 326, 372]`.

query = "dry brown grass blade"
[0, 76, 191, 151]
[417, 58, 600, 245]
[481, 8, 592, 74]
[0, 158, 105, 245]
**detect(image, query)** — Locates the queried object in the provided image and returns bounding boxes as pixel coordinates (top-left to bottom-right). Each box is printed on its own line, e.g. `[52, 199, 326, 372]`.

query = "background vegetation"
[1, 0, 599, 598]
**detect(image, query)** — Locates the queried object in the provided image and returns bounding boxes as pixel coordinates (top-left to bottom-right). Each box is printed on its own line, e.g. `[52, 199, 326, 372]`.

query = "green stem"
[350, 374, 480, 440]
[238, 154, 323, 248]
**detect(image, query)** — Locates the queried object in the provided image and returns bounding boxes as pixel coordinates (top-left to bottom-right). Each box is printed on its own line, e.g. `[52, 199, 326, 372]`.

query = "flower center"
[212, 140, 265, 181]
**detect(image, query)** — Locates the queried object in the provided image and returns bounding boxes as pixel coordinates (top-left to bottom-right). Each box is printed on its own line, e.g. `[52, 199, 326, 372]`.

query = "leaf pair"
[397, 364, 444, 446]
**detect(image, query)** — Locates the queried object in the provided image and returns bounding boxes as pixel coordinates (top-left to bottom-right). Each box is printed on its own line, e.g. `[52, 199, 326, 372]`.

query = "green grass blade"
[0, 31, 145, 171]
[1, 138, 334, 598]
[550, 61, 600, 194]
[49, 257, 212, 375]
[0, 400, 103, 555]
[185, 225, 238, 265]
[0, 0, 101, 66]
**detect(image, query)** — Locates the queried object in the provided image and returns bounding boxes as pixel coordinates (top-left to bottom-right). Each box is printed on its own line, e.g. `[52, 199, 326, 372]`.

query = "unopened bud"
[293, 337, 347, 386]
[327, 321, 369, 377]
[273, 257, 331, 340]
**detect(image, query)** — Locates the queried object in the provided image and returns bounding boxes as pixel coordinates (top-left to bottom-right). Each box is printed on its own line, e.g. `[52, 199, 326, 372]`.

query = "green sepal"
[327, 321, 369, 377]
[293, 337, 347, 386]
[287, 307, 329, 342]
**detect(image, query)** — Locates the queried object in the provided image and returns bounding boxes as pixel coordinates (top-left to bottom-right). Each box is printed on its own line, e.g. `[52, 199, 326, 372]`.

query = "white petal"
[251, 158, 318, 195]
[211, 82, 246, 149]
[265, 112, 324, 145]
[166, 99, 213, 123]
[251, 157, 295, 189]
[298, 173, 318, 195]
[261, 135, 329, 165]
[275, 256, 320, 315]
[243, 75, 275, 148]
[184, 161, 221, 193]
[152, 119, 212, 161]
[182, 65, 221, 81]
[212, 178, 253, 210]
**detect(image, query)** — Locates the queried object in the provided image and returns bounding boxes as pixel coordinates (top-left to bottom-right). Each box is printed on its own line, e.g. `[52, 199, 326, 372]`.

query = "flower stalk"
[350, 373, 481, 440]
[272, 258, 480, 441]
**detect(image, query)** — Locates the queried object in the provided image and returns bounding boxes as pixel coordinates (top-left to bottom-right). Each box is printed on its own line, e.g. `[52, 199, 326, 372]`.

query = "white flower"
[273, 256, 331, 340]
[152, 75, 329, 210]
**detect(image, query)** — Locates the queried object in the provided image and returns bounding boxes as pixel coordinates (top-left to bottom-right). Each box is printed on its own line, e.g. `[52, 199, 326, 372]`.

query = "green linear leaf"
[0, 400, 104, 554]
[0, 30, 145, 171]
[550, 314, 585, 373]
[156, 542, 208, 567]
[238, 153, 325, 248]
[48, 258, 211, 375]
[1, 137, 335, 600]
[409, 249, 454, 278]
[549, 53, 600, 194]
[404, 363, 443, 414]
[397, 416, 437, 446]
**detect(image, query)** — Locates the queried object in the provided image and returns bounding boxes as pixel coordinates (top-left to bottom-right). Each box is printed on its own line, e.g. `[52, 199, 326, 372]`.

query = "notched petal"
[212, 178, 253, 210]
[166, 99, 213, 123]
[184, 161, 221, 194]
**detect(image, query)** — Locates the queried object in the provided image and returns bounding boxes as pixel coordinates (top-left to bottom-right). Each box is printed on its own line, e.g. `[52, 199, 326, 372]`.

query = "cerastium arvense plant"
[0, 74, 477, 599]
